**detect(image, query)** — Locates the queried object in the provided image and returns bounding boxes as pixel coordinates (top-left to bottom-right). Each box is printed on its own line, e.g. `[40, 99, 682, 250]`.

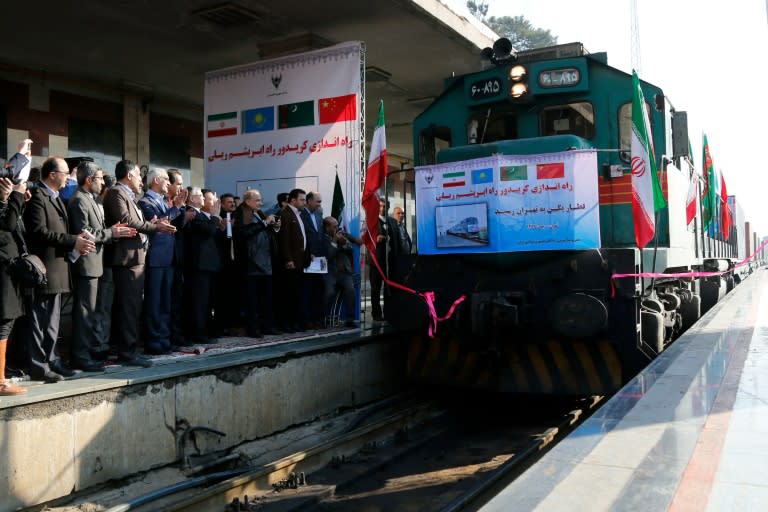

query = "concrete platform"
[480, 269, 768, 512]
[0, 325, 405, 511]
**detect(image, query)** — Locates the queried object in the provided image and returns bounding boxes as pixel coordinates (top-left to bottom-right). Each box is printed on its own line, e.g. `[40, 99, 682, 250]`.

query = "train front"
[392, 41, 677, 395]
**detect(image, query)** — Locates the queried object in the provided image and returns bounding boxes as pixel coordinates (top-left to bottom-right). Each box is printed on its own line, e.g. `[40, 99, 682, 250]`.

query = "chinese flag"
[536, 162, 565, 179]
[318, 93, 357, 124]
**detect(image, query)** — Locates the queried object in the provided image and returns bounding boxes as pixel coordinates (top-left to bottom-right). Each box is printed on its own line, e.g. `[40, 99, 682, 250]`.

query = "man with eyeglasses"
[22, 157, 97, 383]
[104, 160, 176, 367]
[68, 162, 137, 372]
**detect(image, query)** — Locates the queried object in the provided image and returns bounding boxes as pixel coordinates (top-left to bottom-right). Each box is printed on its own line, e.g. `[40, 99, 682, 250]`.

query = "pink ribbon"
[610, 239, 768, 296]
[365, 230, 465, 337]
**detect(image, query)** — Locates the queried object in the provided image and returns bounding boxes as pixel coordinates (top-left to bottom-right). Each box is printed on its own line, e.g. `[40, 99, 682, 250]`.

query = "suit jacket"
[138, 191, 180, 267]
[183, 209, 222, 273]
[67, 188, 113, 278]
[23, 185, 78, 294]
[300, 208, 324, 256]
[278, 205, 310, 269]
[103, 184, 160, 267]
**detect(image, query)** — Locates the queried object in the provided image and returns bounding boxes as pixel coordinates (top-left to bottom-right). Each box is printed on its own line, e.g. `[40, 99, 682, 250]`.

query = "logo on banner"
[424, 172, 434, 185]
[271, 74, 282, 90]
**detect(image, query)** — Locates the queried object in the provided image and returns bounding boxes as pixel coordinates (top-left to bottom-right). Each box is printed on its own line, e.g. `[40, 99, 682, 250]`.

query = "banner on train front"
[204, 41, 363, 230]
[414, 150, 601, 254]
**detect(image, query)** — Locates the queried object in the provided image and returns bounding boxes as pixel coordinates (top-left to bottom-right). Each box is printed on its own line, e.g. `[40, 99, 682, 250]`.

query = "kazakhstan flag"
[242, 106, 275, 133]
[471, 168, 493, 184]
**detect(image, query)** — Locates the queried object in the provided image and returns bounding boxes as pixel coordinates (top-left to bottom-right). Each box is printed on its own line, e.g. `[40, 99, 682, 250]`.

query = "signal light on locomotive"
[509, 64, 528, 98]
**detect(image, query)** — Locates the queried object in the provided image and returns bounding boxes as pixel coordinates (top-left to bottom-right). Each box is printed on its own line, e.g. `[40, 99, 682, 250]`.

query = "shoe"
[344, 321, 359, 328]
[39, 370, 64, 383]
[50, 364, 76, 378]
[118, 355, 153, 368]
[372, 315, 384, 322]
[145, 342, 170, 355]
[247, 331, 263, 339]
[281, 325, 295, 333]
[262, 328, 279, 336]
[0, 381, 27, 395]
[70, 359, 105, 372]
[90, 350, 110, 362]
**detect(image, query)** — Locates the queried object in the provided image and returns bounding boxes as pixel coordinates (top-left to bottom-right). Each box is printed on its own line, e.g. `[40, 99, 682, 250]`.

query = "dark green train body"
[392, 42, 758, 395]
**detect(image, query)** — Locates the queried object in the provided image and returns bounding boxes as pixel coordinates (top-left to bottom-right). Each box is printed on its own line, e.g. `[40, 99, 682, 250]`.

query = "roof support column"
[123, 94, 150, 165]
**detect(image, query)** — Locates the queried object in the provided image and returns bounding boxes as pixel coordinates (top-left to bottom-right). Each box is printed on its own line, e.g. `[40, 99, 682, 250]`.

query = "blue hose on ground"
[104, 468, 249, 512]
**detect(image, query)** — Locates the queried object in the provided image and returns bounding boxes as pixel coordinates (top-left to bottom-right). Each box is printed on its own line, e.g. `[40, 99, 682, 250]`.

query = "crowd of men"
[1, 151, 413, 385]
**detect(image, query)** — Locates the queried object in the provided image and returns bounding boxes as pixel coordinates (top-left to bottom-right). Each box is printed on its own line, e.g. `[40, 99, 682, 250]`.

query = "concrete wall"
[0, 340, 404, 510]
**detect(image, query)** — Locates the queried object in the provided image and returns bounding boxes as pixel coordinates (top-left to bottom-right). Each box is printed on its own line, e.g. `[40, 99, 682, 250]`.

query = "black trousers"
[111, 265, 146, 358]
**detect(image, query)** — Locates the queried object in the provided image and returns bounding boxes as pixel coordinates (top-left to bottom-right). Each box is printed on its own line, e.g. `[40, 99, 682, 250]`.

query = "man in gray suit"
[104, 160, 176, 367]
[68, 162, 136, 371]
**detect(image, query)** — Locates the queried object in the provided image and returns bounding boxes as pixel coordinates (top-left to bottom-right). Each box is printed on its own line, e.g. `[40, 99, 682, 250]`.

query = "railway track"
[95, 393, 602, 512]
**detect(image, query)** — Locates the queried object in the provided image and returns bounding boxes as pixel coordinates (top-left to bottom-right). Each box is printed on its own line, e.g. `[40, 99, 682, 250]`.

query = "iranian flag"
[207, 112, 238, 138]
[630, 71, 666, 249]
[685, 172, 698, 225]
[362, 100, 387, 252]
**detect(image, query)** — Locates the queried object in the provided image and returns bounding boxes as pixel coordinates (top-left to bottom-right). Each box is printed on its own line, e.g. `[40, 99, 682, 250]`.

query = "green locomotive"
[395, 40, 752, 394]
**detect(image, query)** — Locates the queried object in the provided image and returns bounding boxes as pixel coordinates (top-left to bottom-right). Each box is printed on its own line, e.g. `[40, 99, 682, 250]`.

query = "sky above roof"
[447, 0, 768, 236]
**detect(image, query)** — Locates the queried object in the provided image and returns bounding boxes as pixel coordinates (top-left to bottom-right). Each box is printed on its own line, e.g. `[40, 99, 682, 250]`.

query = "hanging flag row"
[207, 93, 357, 138]
[695, 133, 732, 240]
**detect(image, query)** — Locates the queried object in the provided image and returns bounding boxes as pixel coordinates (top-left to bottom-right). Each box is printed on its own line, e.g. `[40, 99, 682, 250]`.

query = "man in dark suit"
[278, 188, 310, 331]
[368, 198, 401, 321]
[68, 162, 136, 371]
[138, 167, 184, 354]
[300, 191, 324, 328]
[103, 160, 176, 366]
[23, 157, 96, 382]
[183, 188, 222, 344]
[166, 169, 190, 346]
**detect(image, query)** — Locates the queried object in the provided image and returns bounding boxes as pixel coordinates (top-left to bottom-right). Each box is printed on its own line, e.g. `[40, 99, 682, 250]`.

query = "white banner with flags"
[204, 41, 362, 230]
[415, 150, 601, 254]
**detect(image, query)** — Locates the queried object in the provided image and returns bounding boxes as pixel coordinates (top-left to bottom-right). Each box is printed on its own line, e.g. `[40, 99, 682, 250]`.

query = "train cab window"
[618, 101, 653, 161]
[467, 110, 518, 144]
[540, 102, 595, 138]
[419, 124, 451, 165]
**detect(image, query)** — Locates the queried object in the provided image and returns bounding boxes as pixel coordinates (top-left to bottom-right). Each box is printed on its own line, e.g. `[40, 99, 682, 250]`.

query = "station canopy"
[1, 0, 495, 159]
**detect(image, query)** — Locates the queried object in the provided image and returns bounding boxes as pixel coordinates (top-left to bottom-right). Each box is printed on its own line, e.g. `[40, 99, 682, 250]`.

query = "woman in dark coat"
[233, 189, 280, 337]
[0, 177, 28, 395]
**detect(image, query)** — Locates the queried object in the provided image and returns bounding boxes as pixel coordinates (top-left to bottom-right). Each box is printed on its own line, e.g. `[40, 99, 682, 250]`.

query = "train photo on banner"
[389, 39, 764, 395]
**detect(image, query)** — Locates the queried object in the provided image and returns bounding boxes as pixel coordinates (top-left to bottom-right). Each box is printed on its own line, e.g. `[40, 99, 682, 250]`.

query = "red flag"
[721, 171, 732, 241]
[685, 172, 698, 225]
[362, 101, 387, 252]
[536, 162, 565, 179]
[318, 93, 357, 124]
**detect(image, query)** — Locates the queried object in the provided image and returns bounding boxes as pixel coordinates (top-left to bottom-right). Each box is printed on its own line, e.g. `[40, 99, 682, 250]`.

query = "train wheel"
[641, 309, 664, 354]
[680, 294, 701, 331]
[701, 279, 723, 314]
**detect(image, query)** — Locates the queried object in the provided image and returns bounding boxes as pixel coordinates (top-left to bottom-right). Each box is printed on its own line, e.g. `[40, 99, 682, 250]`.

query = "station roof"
[1, 0, 495, 160]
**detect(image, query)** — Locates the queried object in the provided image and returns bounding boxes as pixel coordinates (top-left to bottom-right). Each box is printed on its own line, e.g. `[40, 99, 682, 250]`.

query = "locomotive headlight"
[509, 65, 527, 82]
[510, 82, 528, 98]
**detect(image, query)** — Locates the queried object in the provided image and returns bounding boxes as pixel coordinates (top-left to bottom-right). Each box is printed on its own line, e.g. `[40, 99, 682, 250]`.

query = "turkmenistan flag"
[701, 133, 716, 229]
[278, 100, 314, 129]
[630, 71, 666, 249]
[207, 112, 238, 138]
[500, 165, 527, 181]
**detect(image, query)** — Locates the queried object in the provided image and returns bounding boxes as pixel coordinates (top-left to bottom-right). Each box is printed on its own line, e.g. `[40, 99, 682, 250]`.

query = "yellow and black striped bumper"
[408, 336, 623, 394]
